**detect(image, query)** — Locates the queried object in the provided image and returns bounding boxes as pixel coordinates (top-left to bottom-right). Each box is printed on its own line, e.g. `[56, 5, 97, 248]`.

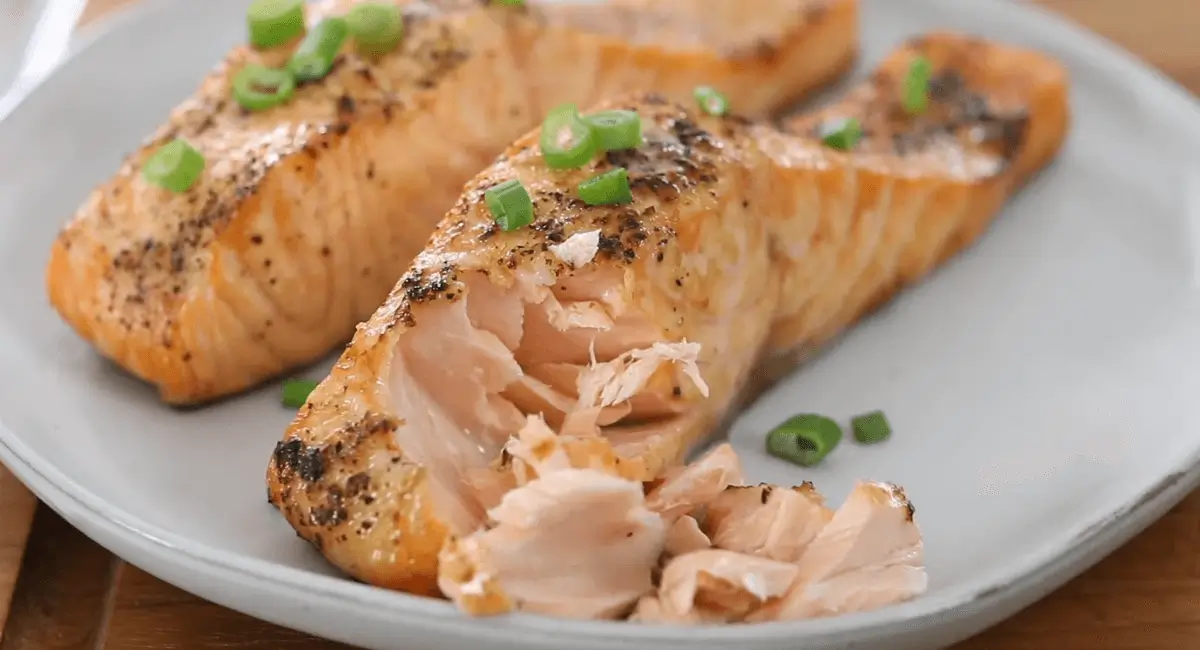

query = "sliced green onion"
[232, 65, 296, 111]
[485, 179, 534, 231]
[540, 104, 598, 170]
[852, 410, 892, 444]
[288, 17, 348, 82]
[578, 168, 632, 206]
[142, 139, 206, 192]
[584, 110, 642, 151]
[766, 414, 843, 467]
[693, 85, 729, 117]
[247, 0, 306, 49]
[903, 55, 934, 115]
[345, 2, 405, 57]
[820, 117, 862, 151]
[282, 378, 319, 408]
[493, 0, 525, 4]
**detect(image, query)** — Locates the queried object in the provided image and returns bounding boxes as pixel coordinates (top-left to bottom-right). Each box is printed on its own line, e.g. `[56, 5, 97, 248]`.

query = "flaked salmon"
[747, 481, 926, 622]
[45, 0, 858, 404]
[438, 438, 924, 622]
[437, 466, 666, 619]
[266, 33, 1069, 599]
[704, 482, 833, 563]
[645, 443, 744, 520]
[643, 549, 801, 623]
[635, 479, 924, 624]
[663, 515, 711, 558]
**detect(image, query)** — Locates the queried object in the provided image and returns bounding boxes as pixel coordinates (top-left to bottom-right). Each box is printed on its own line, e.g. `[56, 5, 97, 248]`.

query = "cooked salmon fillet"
[45, 0, 858, 405]
[266, 33, 1070, 597]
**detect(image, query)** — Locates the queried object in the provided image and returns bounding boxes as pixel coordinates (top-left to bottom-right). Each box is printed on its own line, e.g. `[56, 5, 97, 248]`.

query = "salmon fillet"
[45, 0, 858, 405]
[265, 33, 1070, 597]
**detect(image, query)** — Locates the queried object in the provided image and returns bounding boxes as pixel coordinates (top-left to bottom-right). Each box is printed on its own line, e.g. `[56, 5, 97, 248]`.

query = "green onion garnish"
[345, 2, 405, 57]
[288, 17, 348, 83]
[247, 0, 306, 50]
[766, 414, 843, 467]
[485, 179, 534, 231]
[493, 0, 525, 4]
[578, 168, 632, 206]
[142, 139, 206, 193]
[693, 85, 729, 117]
[903, 55, 933, 115]
[540, 104, 598, 170]
[584, 110, 642, 152]
[852, 410, 892, 444]
[282, 378, 319, 408]
[820, 117, 862, 151]
[232, 64, 296, 112]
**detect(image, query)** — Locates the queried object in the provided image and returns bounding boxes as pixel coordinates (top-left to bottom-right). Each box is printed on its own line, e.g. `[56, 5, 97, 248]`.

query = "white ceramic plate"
[2, 1, 1199, 648]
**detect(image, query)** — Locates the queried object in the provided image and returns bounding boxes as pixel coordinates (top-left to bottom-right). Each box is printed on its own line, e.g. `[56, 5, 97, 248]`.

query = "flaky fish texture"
[45, 0, 858, 404]
[434, 440, 925, 622]
[631, 479, 924, 624]
[266, 33, 1070, 597]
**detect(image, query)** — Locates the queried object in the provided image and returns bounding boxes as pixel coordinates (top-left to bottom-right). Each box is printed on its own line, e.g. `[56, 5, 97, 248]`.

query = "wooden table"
[1, 0, 1198, 648]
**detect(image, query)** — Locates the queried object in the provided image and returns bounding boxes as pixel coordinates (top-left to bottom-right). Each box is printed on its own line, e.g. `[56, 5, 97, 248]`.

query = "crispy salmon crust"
[266, 33, 1070, 596]
[45, 0, 858, 405]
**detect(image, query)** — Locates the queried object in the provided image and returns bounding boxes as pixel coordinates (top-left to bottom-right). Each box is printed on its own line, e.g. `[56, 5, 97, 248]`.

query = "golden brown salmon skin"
[44, 0, 858, 405]
[265, 32, 1069, 596]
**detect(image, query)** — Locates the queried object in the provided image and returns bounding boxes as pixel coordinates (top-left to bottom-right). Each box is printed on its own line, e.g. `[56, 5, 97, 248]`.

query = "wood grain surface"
[2, 0, 1198, 648]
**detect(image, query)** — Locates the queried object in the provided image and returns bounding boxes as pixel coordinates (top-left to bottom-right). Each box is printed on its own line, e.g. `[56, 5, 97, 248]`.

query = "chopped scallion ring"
[693, 85, 729, 116]
[493, 0, 525, 5]
[540, 104, 598, 170]
[485, 179, 535, 231]
[288, 17, 348, 82]
[819, 117, 863, 151]
[852, 410, 892, 444]
[345, 2, 405, 57]
[232, 64, 296, 111]
[766, 414, 843, 467]
[903, 55, 934, 114]
[584, 110, 642, 151]
[142, 139, 206, 193]
[282, 378, 319, 408]
[247, 0, 306, 50]
[578, 168, 632, 206]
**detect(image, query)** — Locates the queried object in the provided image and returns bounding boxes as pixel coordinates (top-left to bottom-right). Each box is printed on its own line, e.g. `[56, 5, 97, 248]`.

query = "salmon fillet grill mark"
[45, 0, 859, 405]
[265, 32, 1070, 597]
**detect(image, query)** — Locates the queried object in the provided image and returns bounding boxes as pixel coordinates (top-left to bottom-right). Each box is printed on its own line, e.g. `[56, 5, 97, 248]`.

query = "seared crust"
[270, 412, 450, 595]
[46, 0, 858, 404]
[761, 31, 1070, 355]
